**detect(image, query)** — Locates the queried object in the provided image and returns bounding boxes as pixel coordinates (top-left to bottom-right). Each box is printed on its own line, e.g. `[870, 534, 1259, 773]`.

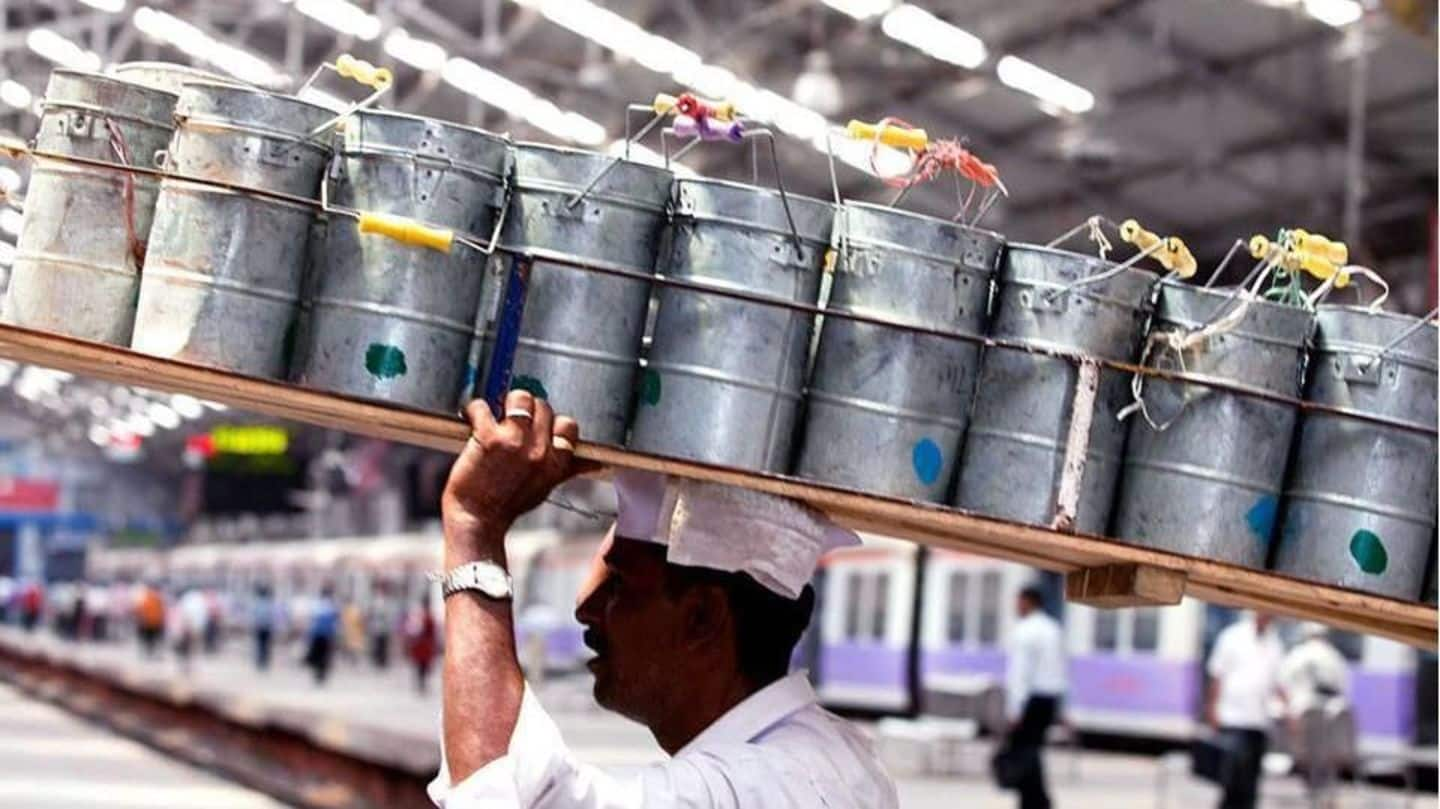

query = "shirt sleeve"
[429, 686, 744, 809]
[1006, 624, 1035, 720]
[1206, 629, 1233, 679]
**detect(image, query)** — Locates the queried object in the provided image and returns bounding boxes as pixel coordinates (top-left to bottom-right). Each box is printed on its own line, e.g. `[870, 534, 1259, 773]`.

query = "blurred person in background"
[1278, 622, 1351, 809]
[1206, 611, 1285, 809]
[997, 585, 1067, 809]
[87, 582, 110, 641]
[252, 583, 278, 671]
[202, 587, 223, 655]
[174, 586, 209, 674]
[134, 582, 165, 657]
[428, 392, 896, 808]
[18, 578, 42, 632]
[367, 579, 398, 670]
[406, 592, 438, 695]
[0, 575, 13, 624]
[304, 584, 339, 685]
[341, 596, 366, 666]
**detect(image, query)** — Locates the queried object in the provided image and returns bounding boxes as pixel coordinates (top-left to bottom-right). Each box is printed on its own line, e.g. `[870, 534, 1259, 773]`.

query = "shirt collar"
[677, 671, 818, 755]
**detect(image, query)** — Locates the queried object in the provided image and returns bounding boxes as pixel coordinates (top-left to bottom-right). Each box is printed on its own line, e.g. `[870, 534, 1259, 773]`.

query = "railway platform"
[0, 626, 1425, 808]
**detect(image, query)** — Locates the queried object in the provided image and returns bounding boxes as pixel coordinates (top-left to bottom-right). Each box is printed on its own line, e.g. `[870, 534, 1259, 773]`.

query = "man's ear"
[680, 583, 731, 650]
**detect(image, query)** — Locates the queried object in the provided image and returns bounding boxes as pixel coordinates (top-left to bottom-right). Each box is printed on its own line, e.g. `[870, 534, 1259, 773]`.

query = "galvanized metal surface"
[1, 71, 176, 344]
[1273, 306, 1438, 600]
[107, 62, 237, 95]
[1112, 282, 1314, 568]
[130, 82, 333, 378]
[291, 111, 508, 413]
[478, 143, 672, 443]
[794, 202, 1001, 502]
[954, 244, 1155, 533]
[628, 178, 835, 471]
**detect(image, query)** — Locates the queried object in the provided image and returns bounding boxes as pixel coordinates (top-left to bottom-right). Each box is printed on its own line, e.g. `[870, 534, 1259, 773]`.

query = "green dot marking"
[364, 343, 408, 379]
[512, 375, 549, 400]
[639, 368, 662, 406]
[1349, 529, 1388, 575]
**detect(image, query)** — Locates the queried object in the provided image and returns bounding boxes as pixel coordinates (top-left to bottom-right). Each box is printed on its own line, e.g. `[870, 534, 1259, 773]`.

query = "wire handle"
[663, 122, 806, 258]
[298, 53, 396, 142]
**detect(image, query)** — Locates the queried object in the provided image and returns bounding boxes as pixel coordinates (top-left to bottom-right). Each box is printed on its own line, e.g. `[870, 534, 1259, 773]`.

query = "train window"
[844, 570, 864, 641]
[1094, 609, 1119, 652]
[947, 571, 969, 644]
[871, 573, 890, 641]
[978, 571, 1001, 645]
[1133, 608, 1160, 653]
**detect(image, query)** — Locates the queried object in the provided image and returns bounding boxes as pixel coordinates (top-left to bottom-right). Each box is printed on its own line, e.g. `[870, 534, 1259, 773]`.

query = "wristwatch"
[437, 561, 513, 601]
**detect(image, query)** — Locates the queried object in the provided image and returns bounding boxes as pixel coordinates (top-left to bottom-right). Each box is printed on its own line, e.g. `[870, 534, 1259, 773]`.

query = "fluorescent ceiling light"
[384, 28, 447, 72]
[881, 5, 987, 69]
[132, 7, 289, 88]
[443, 57, 608, 145]
[79, 0, 126, 12]
[0, 81, 32, 110]
[1302, 0, 1363, 27]
[170, 394, 204, 419]
[996, 54, 1094, 114]
[27, 29, 104, 72]
[295, 0, 382, 42]
[147, 401, 180, 429]
[820, 0, 895, 20]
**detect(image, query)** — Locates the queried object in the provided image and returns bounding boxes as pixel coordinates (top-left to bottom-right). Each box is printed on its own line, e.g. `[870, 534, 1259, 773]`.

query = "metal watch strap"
[438, 561, 513, 600]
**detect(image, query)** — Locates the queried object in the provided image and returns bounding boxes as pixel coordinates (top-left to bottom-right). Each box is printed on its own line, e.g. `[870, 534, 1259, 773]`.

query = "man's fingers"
[490, 389, 534, 450]
[527, 398, 556, 461]
[462, 398, 498, 433]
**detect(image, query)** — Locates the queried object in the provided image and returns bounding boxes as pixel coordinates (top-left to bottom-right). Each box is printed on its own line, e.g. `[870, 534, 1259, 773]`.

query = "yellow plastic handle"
[336, 54, 393, 89]
[1288, 247, 1349, 288]
[651, 93, 736, 122]
[1165, 237, 1197, 279]
[1120, 219, 1195, 277]
[358, 212, 453, 253]
[1249, 234, 1275, 261]
[845, 120, 929, 152]
[1289, 228, 1349, 266]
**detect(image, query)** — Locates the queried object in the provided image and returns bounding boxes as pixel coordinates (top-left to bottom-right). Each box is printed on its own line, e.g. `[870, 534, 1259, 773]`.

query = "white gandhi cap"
[612, 469, 860, 600]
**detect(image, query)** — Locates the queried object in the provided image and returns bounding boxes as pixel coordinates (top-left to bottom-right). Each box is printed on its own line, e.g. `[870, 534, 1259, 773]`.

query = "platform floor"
[0, 679, 292, 809]
[0, 628, 1425, 809]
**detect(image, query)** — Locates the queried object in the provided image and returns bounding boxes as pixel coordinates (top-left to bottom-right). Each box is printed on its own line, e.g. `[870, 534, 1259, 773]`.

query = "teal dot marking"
[1349, 529, 1388, 575]
[364, 343, 407, 379]
[1245, 494, 1279, 547]
[912, 438, 943, 486]
[639, 369, 662, 407]
[512, 375, 549, 400]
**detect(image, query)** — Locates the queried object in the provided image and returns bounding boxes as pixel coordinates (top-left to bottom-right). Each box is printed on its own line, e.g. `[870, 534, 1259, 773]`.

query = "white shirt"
[1207, 619, 1284, 729]
[1006, 611, 1067, 719]
[429, 671, 898, 809]
[1278, 638, 1350, 717]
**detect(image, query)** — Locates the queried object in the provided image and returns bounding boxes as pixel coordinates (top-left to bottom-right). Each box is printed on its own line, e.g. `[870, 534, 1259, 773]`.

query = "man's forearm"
[442, 523, 525, 784]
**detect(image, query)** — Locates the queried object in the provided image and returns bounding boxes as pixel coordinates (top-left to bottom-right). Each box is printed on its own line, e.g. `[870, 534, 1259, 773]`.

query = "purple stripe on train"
[1349, 669, 1416, 739]
[818, 643, 1416, 741]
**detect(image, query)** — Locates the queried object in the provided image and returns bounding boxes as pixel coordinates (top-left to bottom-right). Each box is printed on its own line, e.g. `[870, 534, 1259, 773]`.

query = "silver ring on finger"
[552, 436, 575, 453]
[505, 408, 534, 422]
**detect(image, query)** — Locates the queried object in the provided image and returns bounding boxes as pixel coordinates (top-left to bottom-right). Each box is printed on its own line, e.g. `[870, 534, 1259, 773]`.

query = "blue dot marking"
[1245, 494, 1279, 547]
[912, 438, 943, 486]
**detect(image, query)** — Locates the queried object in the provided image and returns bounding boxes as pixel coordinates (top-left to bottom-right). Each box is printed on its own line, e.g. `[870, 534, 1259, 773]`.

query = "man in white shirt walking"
[429, 390, 898, 808]
[1001, 585, 1067, 809]
[1205, 611, 1285, 809]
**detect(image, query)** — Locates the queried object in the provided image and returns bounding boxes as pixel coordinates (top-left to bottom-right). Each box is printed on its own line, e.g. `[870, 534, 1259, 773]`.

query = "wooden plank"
[1065, 564, 1187, 608]
[0, 323, 1433, 650]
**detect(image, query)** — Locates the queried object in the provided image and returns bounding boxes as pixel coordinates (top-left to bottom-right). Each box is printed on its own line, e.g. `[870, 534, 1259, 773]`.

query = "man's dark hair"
[1019, 585, 1045, 610]
[662, 563, 815, 688]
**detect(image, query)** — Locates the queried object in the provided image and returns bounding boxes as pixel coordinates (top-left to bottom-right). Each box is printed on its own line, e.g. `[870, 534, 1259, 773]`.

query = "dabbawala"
[429, 389, 899, 808]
